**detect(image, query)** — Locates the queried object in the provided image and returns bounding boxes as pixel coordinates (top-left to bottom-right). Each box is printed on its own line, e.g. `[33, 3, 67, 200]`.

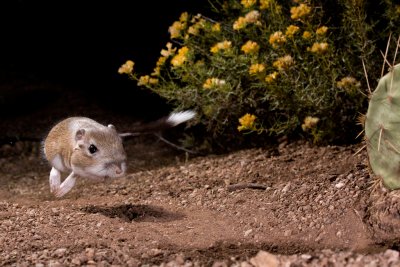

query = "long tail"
[119, 110, 196, 137]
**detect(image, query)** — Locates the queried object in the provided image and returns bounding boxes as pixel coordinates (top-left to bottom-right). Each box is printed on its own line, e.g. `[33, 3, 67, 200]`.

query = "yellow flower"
[171, 46, 189, 67]
[238, 113, 257, 132]
[308, 42, 329, 54]
[152, 66, 161, 76]
[249, 63, 266, 75]
[190, 13, 202, 23]
[233, 11, 261, 30]
[188, 18, 206, 35]
[156, 56, 167, 67]
[138, 75, 158, 86]
[152, 57, 167, 76]
[180, 12, 189, 23]
[301, 116, 319, 131]
[188, 26, 199, 35]
[203, 78, 226, 89]
[337, 76, 361, 91]
[241, 0, 257, 8]
[212, 23, 221, 32]
[210, 40, 232, 54]
[265, 71, 279, 83]
[149, 78, 158, 85]
[302, 31, 312, 39]
[233, 17, 247, 30]
[241, 40, 260, 54]
[269, 31, 287, 49]
[160, 42, 176, 57]
[285, 25, 300, 38]
[118, 60, 134, 75]
[168, 21, 184, 39]
[273, 55, 294, 71]
[260, 0, 272, 9]
[290, 3, 311, 20]
[244, 10, 260, 23]
[316, 26, 328, 35]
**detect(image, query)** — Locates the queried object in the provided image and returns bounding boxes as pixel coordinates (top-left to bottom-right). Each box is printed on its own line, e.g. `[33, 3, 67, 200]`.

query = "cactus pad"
[365, 64, 400, 189]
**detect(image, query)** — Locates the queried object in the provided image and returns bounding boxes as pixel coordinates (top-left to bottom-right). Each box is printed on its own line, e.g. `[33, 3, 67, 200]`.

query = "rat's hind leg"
[54, 172, 77, 198]
[49, 167, 61, 193]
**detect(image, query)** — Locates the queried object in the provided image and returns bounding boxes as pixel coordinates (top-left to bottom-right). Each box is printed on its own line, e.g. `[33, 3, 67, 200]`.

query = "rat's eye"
[88, 144, 98, 154]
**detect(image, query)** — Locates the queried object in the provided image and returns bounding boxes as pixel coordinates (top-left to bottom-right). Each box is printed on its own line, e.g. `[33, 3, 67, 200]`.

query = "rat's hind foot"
[49, 167, 61, 193]
[53, 173, 77, 198]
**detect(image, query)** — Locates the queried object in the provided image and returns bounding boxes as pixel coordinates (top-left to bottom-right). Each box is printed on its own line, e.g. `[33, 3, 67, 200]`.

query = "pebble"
[250, 251, 279, 267]
[71, 258, 81, 265]
[384, 249, 399, 263]
[335, 182, 345, 189]
[85, 248, 95, 260]
[283, 230, 292, 237]
[244, 229, 253, 237]
[54, 248, 67, 257]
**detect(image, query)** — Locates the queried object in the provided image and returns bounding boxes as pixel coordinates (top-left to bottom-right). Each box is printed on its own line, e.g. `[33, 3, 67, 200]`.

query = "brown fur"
[44, 118, 75, 170]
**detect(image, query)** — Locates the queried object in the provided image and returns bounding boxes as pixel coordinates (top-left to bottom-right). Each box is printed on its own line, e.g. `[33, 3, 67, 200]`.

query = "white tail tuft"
[167, 110, 196, 126]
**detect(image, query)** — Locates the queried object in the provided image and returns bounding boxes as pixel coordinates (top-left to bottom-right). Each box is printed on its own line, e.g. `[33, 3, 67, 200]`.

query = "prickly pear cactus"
[365, 64, 400, 189]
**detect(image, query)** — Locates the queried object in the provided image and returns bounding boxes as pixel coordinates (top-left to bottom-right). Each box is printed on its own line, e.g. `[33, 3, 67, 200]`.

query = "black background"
[0, 0, 211, 126]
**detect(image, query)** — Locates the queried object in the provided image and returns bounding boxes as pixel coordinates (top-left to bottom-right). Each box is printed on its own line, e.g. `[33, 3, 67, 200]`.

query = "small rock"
[71, 258, 81, 265]
[244, 229, 253, 237]
[283, 230, 292, 237]
[212, 261, 228, 267]
[27, 209, 36, 216]
[48, 260, 62, 267]
[54, 248, 67, 257]
[301, 254, 312, 260]
[250, 251, 279, 267]
[335, 182, 345, 189]
[281, 183, 291, 194]
[149, 248, 163, 256]
[126, 259, 140, 267]
[85, 248, 95, 260]
[86, 262, 96, 267]
[240, 261, 253, 267]
[384, 249, 399, 263]
[175, 254, 185, 265]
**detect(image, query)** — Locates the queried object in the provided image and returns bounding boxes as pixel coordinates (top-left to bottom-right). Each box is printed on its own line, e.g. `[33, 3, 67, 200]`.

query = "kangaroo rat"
[43, 110, 196, 197]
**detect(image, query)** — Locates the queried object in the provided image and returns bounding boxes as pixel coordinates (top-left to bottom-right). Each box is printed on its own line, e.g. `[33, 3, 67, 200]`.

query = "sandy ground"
[1, 136, 400, 266]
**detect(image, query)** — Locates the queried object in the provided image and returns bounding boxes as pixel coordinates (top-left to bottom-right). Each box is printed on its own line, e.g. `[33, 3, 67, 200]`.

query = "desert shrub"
[119, 0, 400, 152]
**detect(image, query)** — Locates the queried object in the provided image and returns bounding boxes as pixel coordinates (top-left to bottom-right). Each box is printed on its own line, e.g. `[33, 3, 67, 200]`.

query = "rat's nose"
[115, 162, 126, 175]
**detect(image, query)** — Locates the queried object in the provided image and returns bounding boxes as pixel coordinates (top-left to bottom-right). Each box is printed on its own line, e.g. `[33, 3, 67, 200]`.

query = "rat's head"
[70, 124, 127, 180]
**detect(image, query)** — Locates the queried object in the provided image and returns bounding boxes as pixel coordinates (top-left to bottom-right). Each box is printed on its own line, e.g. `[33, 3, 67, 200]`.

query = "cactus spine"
[365, 64, 400, 189]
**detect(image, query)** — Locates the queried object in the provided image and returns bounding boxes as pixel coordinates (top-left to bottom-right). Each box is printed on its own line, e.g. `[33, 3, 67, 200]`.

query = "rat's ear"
[108, 124, 116, 130]
[75, 129, 85, 141]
